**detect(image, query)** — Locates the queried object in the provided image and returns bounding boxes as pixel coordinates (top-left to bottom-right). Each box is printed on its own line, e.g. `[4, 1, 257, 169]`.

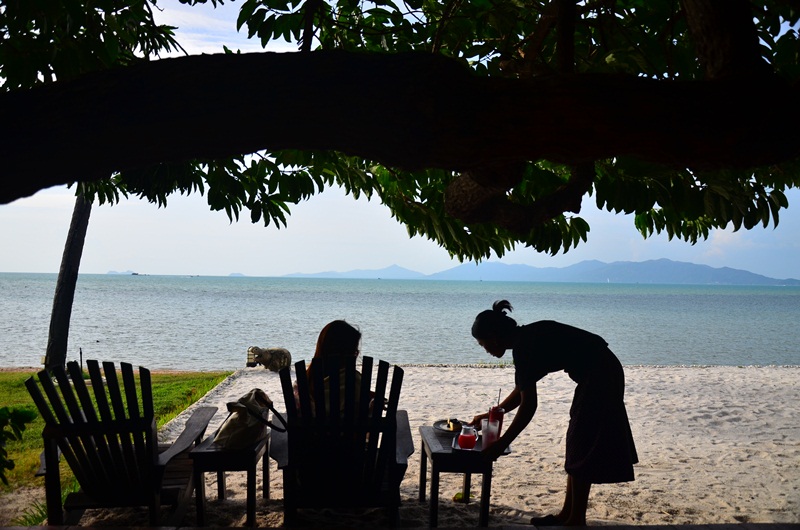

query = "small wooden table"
[418, 425, 510, 527]
[189, 435, 269, 527]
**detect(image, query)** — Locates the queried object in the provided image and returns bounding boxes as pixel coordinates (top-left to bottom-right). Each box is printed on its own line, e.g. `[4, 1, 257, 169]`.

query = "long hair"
[471, 300, 517, 340]
[307, 320, 361, 390]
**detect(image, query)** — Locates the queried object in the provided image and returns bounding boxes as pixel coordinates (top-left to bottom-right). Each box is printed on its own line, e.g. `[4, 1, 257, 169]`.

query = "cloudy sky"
[1, 1, 798, 279]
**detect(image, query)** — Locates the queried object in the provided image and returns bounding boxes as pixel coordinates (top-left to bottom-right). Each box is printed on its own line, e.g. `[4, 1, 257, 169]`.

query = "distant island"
[283, 259, 800, 286]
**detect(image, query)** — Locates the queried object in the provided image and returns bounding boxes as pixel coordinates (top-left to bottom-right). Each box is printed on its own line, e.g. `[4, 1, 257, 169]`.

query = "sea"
[1, 272, 799, 371]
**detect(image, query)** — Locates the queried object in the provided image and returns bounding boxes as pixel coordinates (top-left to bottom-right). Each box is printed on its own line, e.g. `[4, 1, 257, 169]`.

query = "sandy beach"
[7, 365, 799, 527]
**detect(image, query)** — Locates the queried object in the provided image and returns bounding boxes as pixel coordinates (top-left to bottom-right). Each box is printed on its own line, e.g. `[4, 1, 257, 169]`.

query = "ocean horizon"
[2, 272, 799, 371]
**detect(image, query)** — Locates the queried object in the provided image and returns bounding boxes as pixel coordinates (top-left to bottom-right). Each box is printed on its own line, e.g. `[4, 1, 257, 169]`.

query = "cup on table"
[489, 405, 504, 433]
[480, 418, 500, 447]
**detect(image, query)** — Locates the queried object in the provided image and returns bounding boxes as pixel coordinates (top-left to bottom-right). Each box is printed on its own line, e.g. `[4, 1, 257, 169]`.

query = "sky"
[1, 1, 799, 279]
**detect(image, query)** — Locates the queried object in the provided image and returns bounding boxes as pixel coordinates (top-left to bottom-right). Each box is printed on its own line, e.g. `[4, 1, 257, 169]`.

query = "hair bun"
[492, 300, 514, 314]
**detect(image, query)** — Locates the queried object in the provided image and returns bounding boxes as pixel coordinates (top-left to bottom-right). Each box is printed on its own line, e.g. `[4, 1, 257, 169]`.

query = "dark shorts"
[564, 349, 638, 483]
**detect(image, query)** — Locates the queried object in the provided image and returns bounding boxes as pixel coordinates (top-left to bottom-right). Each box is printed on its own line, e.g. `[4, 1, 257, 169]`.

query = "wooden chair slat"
[363, 361, 389, 481]
[357, 356, 373, 423]
[327, 358, 341, 431]
[35, 368, 73, 430]
[342, 356, 357, 437]
[120, 362, 141, 420]
[294, 360, 313, 420]
[280, 367, 298, 423]
[51, 366, 81, 423]
[103, 361, 125, 419]
[311, 359, 327, 424]
[121, 362, 150, 483]
[87, 360, 111, 420]
[141, 366, 154, 418]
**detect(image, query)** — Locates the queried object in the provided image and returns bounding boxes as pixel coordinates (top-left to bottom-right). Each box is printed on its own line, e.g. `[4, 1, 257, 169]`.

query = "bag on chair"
[213, 388, 287, 450]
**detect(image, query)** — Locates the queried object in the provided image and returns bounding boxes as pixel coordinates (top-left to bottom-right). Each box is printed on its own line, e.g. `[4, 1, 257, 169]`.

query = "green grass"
[0, 368, 231, 493]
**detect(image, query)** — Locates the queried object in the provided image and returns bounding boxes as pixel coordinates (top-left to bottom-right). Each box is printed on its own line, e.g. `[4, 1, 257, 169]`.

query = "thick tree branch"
[447, 0, 589, 232]
[1, 50, 798, 204]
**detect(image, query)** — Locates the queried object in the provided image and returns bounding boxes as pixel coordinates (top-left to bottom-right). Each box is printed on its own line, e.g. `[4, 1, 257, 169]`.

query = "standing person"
[469, 300, 638, 526]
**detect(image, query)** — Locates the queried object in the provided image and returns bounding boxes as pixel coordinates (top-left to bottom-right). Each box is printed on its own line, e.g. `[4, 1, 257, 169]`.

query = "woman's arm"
[499, 386, 522, 412]
[483, 384, 537, 460]
[470, 386, 522, 427]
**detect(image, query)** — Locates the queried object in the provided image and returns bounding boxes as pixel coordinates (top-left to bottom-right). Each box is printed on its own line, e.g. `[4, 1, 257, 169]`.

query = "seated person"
[294, 320, 364, 415]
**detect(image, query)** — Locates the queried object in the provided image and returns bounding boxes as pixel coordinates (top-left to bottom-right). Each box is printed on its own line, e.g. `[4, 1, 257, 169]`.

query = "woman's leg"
[556, 475, 573, 521]
[562, 474, 591, 526]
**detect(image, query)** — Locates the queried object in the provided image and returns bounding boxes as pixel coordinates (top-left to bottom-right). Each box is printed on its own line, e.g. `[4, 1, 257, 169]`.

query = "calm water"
[1, 273, 798, 370]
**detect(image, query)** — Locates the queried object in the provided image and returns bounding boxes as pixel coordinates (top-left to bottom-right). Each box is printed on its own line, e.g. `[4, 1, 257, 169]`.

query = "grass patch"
[0, 368, 231, 493]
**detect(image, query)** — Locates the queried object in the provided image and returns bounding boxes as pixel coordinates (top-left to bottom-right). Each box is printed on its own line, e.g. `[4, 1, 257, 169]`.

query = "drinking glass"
[481, 418, 499, 447]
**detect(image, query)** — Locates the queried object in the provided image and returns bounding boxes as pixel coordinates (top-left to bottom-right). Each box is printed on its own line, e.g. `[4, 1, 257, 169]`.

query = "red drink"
[489, 406, 504, 434]
[458, 432, 477, 449]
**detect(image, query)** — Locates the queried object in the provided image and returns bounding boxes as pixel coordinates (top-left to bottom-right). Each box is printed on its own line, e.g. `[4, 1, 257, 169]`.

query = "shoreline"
[4, 364, 800, 372]
[5, 365, 798, 527]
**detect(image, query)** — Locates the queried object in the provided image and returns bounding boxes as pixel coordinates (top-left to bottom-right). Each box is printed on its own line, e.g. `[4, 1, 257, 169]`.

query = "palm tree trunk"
[44, 193, 92, 371]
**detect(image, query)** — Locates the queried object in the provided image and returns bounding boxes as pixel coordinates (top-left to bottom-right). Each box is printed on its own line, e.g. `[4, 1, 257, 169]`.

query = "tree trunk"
[44, 193, 92, 371]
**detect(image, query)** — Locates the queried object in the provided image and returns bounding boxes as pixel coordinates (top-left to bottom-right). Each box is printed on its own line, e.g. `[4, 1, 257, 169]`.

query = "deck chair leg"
[42, 440, 63, 525]
[63, 505, 86, 525]
[149, 493, 161, 526]
[282, 472, 298, 527]
[166, 497, 191, 526]
[386, 505, 400, 527]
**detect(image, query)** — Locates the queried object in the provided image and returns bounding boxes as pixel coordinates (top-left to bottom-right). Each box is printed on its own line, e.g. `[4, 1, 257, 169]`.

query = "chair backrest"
[278, 355, 403, 502]
[25, 360, 159, 502]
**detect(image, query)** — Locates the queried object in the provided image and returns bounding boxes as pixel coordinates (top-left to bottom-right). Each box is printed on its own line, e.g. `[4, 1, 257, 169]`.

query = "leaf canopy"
[2, 0, 799, 261]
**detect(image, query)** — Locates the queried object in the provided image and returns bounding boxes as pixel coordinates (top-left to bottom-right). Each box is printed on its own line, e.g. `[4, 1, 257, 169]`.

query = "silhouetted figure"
[297, 320, 364, 413]
[470, 300, 638, 526]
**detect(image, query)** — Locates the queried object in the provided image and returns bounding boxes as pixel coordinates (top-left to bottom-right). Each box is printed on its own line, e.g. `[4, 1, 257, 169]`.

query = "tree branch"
[1, 50, 798, 204]
[447, 0, 590, 232]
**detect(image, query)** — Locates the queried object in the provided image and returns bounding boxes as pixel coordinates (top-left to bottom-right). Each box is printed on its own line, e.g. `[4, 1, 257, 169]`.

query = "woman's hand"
[468, 412, 489, 430]
[482, 438, 506, 461]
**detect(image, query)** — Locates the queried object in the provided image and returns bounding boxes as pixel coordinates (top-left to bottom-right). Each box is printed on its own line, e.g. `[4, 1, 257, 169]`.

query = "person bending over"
[470, 300, 638, 526]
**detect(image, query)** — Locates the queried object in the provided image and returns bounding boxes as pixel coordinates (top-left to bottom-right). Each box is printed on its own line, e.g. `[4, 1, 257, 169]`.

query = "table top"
[418, 425, 510, 472]
[190, 434, 268, 467]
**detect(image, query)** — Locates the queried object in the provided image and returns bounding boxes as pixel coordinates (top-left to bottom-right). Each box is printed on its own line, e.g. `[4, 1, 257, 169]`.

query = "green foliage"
[0, 406, 37, 486]
[3, 0, 800, 259]
[200, 0, 800, 260]
[0, 0, 184, 88]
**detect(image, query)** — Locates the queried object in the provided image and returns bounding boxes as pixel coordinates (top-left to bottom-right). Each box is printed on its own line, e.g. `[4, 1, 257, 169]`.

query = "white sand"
[17, 365, 800, 527]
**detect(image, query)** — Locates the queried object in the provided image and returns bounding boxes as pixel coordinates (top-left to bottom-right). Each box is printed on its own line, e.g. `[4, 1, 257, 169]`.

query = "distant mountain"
[286, 259, 800, 286]
[285, 264, 426, 280]
[430, 259, 800, 285]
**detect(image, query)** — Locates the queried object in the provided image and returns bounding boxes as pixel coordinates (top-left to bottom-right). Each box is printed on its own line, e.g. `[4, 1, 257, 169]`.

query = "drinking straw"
[497, 388, 501, 406]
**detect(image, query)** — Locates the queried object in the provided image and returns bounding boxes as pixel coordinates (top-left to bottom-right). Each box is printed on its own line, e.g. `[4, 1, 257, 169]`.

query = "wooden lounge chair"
[269, 356, 414, 526]
[25, 359, 216, 525]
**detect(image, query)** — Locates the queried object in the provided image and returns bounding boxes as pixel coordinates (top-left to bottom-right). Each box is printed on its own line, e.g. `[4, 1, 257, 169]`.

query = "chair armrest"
[158, 406, 217, 466]
[35, 446, 61, 477]
[395, 409, 414, 466]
